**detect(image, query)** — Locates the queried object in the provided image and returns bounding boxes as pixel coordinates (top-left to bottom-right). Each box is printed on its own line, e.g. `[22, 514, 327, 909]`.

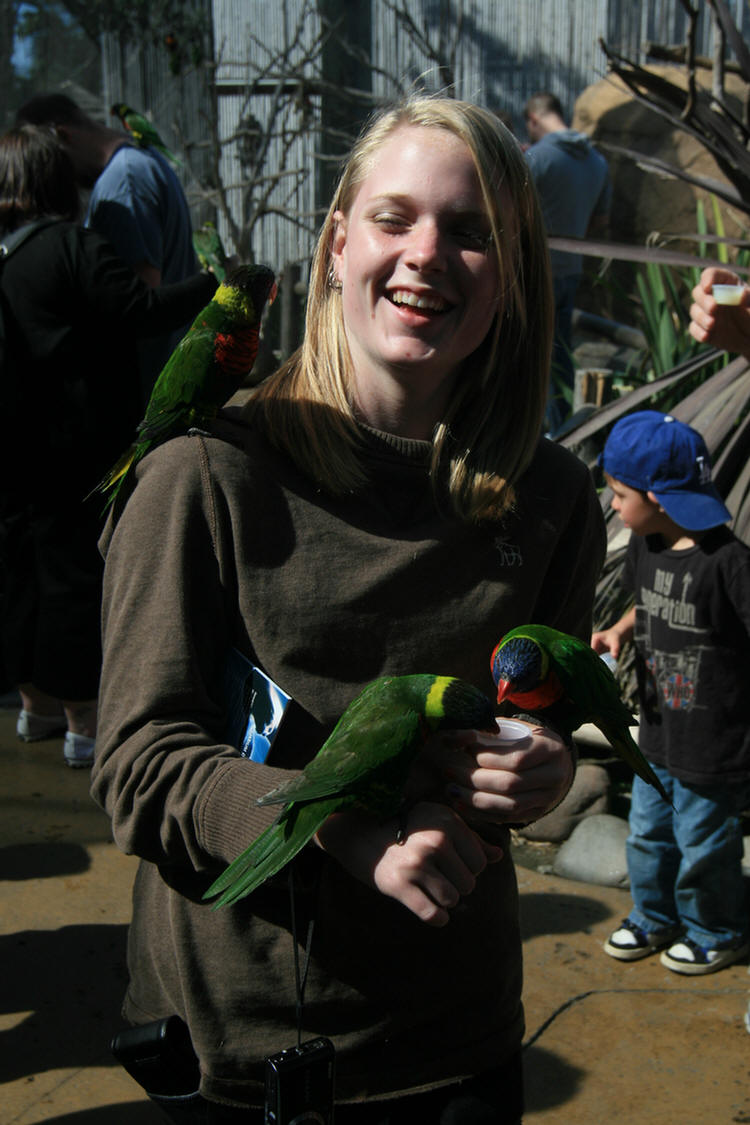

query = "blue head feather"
[492, 635, 544, 693]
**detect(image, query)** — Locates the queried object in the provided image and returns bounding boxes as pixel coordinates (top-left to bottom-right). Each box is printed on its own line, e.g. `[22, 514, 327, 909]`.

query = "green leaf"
[711, 195, 728, 265]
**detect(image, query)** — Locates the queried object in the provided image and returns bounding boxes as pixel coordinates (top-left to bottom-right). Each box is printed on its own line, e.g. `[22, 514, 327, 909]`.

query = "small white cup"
[712, 283, 745, 306]
[476, 718, 530, 746]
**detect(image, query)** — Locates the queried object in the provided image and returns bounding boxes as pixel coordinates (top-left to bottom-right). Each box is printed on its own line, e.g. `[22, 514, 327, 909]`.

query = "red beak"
[495, 679, 513, 705]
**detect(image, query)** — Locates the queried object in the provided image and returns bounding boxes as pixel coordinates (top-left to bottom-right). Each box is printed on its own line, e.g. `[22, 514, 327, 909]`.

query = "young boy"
[593, 411, 750, 975]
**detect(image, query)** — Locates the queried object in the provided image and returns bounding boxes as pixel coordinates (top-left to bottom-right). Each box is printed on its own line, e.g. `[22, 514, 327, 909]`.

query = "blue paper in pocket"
[223, 648, 291, 763]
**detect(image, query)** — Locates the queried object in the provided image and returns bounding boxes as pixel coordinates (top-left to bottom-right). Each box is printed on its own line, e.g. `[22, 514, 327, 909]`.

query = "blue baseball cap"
[601, 411, 731, 531]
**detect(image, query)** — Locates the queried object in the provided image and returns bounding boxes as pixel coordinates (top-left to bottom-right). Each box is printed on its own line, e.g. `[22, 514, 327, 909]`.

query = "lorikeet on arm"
[490, 624, 670, 804]
[204, 674, 496, 908]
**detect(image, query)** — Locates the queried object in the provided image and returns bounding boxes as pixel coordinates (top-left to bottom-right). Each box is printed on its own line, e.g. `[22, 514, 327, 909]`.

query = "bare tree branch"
[706, 0, 750, 83]
[678, 0, 699, 119]
[711, 6, 726, 102]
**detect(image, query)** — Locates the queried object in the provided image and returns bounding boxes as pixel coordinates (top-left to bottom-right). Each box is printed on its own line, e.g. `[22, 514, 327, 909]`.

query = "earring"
[327, 267, 342, 292]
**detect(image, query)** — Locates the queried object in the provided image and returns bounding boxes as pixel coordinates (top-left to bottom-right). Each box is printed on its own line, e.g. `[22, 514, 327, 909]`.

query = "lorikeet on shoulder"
[94, 263, 276, 509]
[111, 102, 182, 167]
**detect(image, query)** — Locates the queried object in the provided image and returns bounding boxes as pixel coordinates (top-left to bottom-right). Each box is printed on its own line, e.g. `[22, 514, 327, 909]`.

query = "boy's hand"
[591, 628, 623, 659]
[591, 608, 635, 659]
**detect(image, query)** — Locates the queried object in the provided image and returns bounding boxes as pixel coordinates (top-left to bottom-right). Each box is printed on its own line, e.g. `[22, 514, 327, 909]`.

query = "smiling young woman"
[93, 94, 605, 1125]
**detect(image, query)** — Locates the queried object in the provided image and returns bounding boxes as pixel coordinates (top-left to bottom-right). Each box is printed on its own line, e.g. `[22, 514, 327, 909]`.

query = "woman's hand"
[314, 801, 503, 928]
[688, 267, 750, 359]
[436, 720, 575, 828]
[313, 720, 572, 927]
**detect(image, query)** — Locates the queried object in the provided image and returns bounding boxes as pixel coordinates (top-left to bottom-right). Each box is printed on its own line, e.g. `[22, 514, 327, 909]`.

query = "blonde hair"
[247, 94, 553, 522]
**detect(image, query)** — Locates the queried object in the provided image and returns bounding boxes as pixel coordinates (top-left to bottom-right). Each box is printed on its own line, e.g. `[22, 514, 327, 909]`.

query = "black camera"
[264, 1036, 335, 1125]
[111, 1016, 201, 1097]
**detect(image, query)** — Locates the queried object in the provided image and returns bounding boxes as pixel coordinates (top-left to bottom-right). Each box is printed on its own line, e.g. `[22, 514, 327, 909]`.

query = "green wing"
[545, 628, 636, 730]
[542, 627, 671, 804]
[205, 798, 341, 907]
[258, 705, 423, 810]
[138, 327, 220, 442]
[139, 296, 229, 427]
[127, 112, 155, 145]
[127, 111, 182, 166]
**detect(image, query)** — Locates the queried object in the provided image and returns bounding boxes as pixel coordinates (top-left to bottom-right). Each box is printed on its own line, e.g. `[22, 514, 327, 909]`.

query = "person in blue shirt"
[524, 92, 611, 432]
[16, 93, 199, 403]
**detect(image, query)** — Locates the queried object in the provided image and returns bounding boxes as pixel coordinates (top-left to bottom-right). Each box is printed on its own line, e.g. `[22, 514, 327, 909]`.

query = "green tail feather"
[86, 443, 139, 511]
[204, 799, 337, 908]
[600, 722, 672, 806]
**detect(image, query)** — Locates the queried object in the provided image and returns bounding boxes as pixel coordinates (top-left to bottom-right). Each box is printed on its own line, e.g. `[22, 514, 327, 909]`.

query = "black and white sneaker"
[660, 937, 750, 976]
[603, 917, 681, 961]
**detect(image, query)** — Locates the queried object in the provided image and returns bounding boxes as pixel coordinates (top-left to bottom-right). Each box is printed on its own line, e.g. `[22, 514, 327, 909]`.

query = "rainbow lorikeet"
[490, 624, 670, 804]
[95, 263, 276, 509]
[110, 102, 182, 167]
[192, 221, 228, 282]
[205, 674, 497, 908]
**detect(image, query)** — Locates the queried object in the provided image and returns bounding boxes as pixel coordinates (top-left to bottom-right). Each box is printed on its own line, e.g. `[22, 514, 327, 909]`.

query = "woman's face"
[330, 125, 502, 426]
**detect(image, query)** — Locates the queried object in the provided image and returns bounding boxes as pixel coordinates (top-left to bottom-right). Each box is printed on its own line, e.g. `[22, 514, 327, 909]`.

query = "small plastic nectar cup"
[712, 284, 745, 306]
[475, 718, 530, 746]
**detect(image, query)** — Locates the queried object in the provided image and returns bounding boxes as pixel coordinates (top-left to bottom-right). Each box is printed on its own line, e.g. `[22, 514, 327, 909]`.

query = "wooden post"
[280, 262, 302, 361]
[316, 1, 372, 215]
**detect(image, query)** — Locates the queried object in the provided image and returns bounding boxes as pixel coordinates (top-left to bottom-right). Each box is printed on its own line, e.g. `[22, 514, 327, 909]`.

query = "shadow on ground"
[0, 841, 91, 880]
[1, 923, 129, 1084]
[523, 1045, 585, 1113]
[519, 891, 611, 940]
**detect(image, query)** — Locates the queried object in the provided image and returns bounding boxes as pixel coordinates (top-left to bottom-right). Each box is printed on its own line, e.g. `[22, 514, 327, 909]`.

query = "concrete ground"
[3, 697, 750, 1125]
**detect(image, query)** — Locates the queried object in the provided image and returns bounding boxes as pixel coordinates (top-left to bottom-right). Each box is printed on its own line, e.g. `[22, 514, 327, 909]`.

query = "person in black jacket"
[0, 124, 217, 766]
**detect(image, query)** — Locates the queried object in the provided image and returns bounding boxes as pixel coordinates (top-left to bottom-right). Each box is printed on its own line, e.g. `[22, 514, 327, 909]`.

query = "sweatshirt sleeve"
[72, 225, 216, 339]
[90, 437, 296, 874]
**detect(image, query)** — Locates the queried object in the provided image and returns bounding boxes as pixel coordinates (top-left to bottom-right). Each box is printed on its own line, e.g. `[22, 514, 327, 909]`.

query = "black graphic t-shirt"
[624, 526, 750, 784]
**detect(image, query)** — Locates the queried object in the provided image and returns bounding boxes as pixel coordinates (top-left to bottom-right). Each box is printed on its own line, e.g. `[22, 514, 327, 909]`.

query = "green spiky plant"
[625, 197, 748, 391]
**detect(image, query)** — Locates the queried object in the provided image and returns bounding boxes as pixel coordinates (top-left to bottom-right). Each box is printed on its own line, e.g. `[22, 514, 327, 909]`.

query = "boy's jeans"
[627, 764, 749, 949]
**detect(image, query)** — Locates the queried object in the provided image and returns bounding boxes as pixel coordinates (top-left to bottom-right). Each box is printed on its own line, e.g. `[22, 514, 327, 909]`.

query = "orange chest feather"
[214, 325, 259, 377]
[506, 667, 564, 711]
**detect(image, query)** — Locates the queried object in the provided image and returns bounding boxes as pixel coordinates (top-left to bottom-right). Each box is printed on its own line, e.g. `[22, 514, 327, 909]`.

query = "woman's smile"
[387, 287, 453, 314]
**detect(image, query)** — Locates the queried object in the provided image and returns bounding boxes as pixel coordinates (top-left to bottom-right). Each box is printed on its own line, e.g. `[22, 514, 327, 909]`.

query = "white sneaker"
[603, 917, 680, 961]
[63, 731, 96, 768]
[17, 709, 66, 742]
[660, 937, 750, 976]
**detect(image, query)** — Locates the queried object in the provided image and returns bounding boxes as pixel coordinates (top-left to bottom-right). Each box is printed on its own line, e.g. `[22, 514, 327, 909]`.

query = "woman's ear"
[330, 210, 346, 268]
